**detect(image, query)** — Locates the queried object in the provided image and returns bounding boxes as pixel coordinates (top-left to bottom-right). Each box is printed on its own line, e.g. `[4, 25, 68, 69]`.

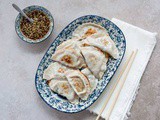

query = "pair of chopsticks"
[96, 49, 138, 120]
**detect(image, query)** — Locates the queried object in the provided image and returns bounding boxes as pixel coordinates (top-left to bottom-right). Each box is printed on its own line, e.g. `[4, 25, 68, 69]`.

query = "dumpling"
[65, 70, 91, 100]
[80, 46, 108, 79]
[43, 62, 71, 81]
[52, 48, 86, 69]
[56, 38, 80, 51]
[81, 68, 98, 94]
[82, 34, 119, 59]
[48, 80, 79, 104]
[72, 23, 107, 39]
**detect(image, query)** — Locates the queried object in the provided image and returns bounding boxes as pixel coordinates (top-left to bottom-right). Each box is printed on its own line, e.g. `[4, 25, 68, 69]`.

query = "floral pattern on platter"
[15, 5, 54, 44]
[35, 15, 126, 113]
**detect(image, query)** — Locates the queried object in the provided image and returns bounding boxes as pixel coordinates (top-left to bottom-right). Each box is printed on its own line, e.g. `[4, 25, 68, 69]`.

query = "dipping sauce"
[20, 10, 50, 40]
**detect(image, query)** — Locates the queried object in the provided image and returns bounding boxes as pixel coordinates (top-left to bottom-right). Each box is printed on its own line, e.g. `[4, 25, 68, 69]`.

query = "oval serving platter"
[35, 15, 126, 113]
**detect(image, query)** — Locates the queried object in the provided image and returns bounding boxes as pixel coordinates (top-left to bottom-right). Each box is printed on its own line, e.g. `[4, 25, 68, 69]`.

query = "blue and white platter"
[35, 15, 126, 113]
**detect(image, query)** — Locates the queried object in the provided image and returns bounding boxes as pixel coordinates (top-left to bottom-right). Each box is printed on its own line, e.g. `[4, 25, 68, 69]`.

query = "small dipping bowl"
[15, 5, 54, 44]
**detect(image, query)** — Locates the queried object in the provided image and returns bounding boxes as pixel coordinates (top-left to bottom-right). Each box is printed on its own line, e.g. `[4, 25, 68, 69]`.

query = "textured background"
[0, 0, 159, 120]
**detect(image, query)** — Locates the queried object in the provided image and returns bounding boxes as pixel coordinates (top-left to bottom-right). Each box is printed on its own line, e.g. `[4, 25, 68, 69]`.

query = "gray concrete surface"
[0, 0, 159, 120]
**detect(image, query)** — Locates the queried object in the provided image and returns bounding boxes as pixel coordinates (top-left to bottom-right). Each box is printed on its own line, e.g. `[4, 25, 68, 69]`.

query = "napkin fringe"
[89, 110, 104, 119]
[124, 84, 140, 120]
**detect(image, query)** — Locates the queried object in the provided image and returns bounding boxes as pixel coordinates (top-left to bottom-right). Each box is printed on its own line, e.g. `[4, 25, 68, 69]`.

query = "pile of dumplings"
[43, 23, 119, 104]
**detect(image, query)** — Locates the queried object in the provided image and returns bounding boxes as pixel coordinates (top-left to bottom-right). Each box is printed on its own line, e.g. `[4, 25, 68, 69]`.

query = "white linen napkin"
[87, 18, 157, 120]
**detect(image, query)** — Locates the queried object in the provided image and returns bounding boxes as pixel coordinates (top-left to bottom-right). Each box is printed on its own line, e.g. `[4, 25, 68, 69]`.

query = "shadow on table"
[15, 32, 55, 54]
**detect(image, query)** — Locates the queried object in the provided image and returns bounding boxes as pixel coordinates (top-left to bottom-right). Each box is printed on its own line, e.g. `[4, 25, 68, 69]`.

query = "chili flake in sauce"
[20, 10, 50, 40]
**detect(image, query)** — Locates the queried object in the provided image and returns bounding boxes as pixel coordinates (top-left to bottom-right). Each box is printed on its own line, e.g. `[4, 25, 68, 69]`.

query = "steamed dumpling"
[52, 48, 86, 69]
[72, 23, 107, 39]
[48, 80, 79, 104]
[81, 68, 98, 94]
[43, 62, 71, 81]
[80, 46, 108, 79]
[65, 70, 91, 100]
[83, 34, 119, 59]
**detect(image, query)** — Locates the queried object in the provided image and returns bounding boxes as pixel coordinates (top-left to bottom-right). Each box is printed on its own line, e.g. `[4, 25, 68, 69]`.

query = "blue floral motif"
[15, 5, 54, 44]
[35, 15, 126, 113]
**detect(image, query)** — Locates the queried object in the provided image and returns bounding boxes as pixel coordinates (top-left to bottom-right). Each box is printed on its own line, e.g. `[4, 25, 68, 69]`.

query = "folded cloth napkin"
[87, 18, 157, 120]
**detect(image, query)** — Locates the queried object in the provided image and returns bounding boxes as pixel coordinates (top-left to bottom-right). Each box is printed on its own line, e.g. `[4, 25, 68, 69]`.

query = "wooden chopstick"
[105, 49, 138, 120]
[95, 51, 134, 120]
